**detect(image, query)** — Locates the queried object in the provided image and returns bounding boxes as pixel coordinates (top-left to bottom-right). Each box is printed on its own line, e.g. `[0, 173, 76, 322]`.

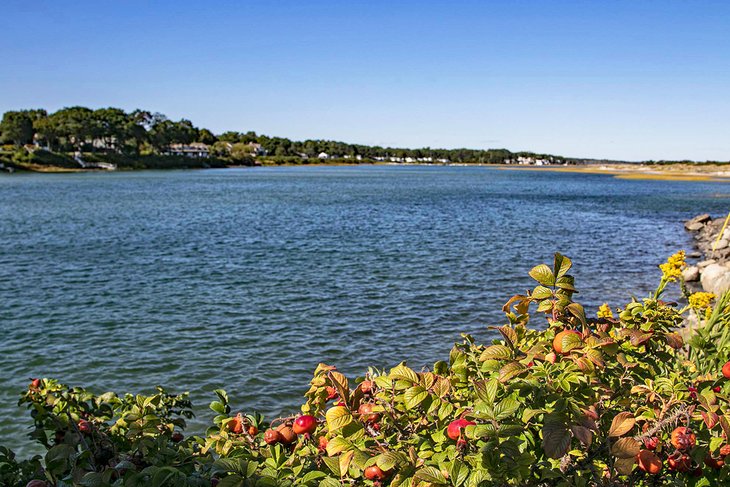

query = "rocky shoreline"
[683, 213, 730, 295]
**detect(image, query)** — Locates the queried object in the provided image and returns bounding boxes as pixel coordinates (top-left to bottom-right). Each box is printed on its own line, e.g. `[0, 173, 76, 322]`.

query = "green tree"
[197, 128, 217, 145]
[0, 111, 34, 146]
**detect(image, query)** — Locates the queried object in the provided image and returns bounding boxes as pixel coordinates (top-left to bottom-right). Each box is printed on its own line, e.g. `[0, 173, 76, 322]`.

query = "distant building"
[165, 143, 210, 158]
[247, 142, 267, 156]
[318, 152, 330, 159]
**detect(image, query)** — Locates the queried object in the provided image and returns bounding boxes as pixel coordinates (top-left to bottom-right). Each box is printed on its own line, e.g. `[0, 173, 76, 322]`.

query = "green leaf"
[479, 344, 512, 361]
[498, 361, 526, 383]
[414, 466, 448, 485]
[532, 285, 553, 300]
[542, 414, 571, 459]
[390, 363, 419, 383]
[432, 377, 451, 397]
[301, 471, 327, 484]
[553, 253, 572, 278]
[529, 264, 555, 286]
[45, 444, 74, 475]
[560, 332, 583, 353]
[474, 379, 499, 404]
[494, 397, 520, 420]
[555, 275, 576, 291]
[325, 437, 353, 456]
[404, 386, 428, 410]
[326, 406, 353, 432]
[322, 456, 341, 477]
[210, 401, 226, 415]
[217, 475, 245, 487]
[566, 303, 586, 326]
[319, 478, 341, 487]
[376, 451, 406, 472]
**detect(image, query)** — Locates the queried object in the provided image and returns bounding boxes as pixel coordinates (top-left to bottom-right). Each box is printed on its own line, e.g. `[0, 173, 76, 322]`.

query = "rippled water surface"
[1, 166, 728, 452]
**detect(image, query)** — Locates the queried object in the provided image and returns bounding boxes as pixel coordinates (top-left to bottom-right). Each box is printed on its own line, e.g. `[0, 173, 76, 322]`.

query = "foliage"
[4, 253, 730, 486]
[0, 106, 565, 165]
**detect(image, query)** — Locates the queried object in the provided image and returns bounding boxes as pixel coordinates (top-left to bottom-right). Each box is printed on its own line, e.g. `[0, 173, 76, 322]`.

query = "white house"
[165, 143, 210, 158]
[318, 152, 330, 160]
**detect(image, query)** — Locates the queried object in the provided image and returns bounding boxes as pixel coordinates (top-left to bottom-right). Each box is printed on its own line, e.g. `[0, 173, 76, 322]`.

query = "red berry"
[30, 378, 41, 389]
[714, 386, 722, 393]
[276, 425, 297, 445]
[637, 449, 662, 474]
[318, 436, 328, 451]
[264, 429, 281, 445]
[248, 426, 258, 436]
[77, 420, 91, 434]
[359, 380, 374, 394]
[643, 436, 659, 450]
[364, 465, 387, 481]
[668, 452, 692, 472]
[447, 418, 476, 441]
[292, 415, 317, 435]
[671, 427, 696, 451]
[171, 431, 184, 443]
[358, 403, 380, 423]
[705, 454, 725, 469]
[227, 414, 244, 434]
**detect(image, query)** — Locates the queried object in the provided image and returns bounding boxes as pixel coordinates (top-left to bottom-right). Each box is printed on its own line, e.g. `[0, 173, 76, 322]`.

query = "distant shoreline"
[4, 157, 730, 182]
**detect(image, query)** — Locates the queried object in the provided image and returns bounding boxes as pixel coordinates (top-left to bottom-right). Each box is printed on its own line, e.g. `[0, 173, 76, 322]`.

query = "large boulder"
[700, 263, 730, 295]
[682, 266, 700, 282]
[685, 214, 711, 230]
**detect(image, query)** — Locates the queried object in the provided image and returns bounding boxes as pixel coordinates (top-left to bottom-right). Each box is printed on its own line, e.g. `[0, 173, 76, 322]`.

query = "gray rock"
[714, 239, 729, 250]
[688, 251, 702, 258]
[682, 266, 700, 282]
[685, 214, 711, 229]
[686, 222, 705, 231]
[700, 263, 730, 295]
[698, 259, 717, 269]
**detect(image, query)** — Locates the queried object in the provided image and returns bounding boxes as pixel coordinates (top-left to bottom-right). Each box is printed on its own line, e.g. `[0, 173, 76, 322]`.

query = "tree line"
[0, 106, 562, 164]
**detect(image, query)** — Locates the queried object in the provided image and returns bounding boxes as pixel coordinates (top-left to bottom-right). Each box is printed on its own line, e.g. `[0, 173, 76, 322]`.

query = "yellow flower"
[597, 303, 614, 319]
[659, 250, 686, 281]
[689, 291, 715, 309]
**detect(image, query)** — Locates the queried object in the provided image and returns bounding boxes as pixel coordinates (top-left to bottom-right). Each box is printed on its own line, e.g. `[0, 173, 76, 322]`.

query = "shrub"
[4, 252, 730, 486]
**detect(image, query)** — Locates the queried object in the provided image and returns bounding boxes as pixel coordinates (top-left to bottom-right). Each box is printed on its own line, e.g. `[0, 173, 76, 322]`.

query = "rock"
[688, 251, 702, 258]
[685, 213, 711, 229]
[698, 259, 717, 269]
[714, 239, 729, 250]
[724, 227, 730, 241]
[686, 222, 705, 231]
[700, 263, 730, 295]
[682, 266, 700, 282]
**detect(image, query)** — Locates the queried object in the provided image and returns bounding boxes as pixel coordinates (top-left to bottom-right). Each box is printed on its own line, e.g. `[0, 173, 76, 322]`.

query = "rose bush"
[4, 252, 730, 487]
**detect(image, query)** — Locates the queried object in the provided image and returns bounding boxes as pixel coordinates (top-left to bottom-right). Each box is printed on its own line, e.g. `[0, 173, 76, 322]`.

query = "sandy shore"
[496, 163, 730, 182]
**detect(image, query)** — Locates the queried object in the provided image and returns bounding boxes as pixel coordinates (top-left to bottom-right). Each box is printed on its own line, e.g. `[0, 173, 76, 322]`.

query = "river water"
[1, 165, 728, 453]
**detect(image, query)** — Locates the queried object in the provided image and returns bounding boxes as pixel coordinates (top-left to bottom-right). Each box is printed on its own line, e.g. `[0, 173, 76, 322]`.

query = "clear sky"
[1, 0, 728, 161]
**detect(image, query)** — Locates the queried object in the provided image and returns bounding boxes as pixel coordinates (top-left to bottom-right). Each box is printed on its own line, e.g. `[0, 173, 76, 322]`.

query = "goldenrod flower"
[659, 250, 686, 281]
[689, 292, 715, 309]
[597, 303, 614, 319]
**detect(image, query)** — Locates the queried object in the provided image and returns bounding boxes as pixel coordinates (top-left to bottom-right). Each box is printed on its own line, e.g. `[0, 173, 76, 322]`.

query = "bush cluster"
[3, 252, 730, 487]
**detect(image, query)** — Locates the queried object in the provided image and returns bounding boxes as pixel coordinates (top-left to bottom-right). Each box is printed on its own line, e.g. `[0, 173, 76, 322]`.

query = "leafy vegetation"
[4, 252, 730, 486]
[0, 106, 562, 166]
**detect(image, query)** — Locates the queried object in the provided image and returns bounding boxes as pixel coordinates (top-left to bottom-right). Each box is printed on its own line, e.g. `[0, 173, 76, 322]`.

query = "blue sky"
[1, 0, 728, 161]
